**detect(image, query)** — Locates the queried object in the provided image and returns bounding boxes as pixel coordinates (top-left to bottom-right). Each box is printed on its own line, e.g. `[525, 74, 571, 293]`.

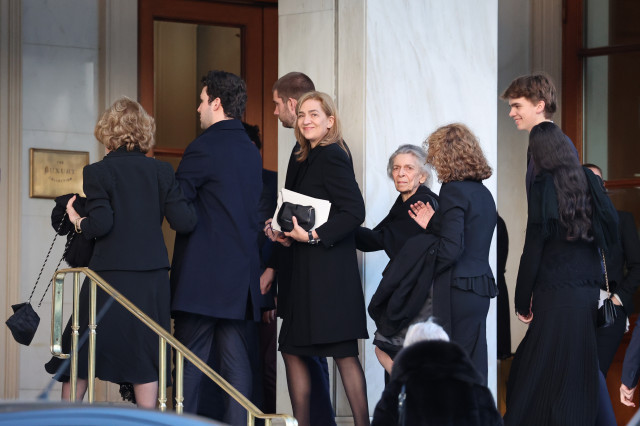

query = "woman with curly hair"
[504, 121, 618, 425]
[409, 123, 497, 383]
[45, 97, 196, 408]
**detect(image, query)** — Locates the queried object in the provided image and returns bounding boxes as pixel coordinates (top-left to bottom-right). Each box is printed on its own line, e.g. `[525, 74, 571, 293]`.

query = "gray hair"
[386, 144, 432, 187]
[403, 317, 450, 347]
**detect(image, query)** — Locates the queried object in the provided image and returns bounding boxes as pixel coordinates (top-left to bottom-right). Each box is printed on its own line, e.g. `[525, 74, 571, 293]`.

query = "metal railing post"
[87, 276, 97, 403]
[69, 271, 81, 402]
[158, 336, 167, 411]
[175, 351, 184, 414]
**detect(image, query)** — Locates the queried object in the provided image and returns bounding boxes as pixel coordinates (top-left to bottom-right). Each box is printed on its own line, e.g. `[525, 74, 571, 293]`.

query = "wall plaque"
[29, 148, 89, 199]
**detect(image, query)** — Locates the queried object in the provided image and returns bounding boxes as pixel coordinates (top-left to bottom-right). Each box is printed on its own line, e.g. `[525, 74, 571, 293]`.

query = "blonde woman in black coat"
[277, 91, 369, 426]
[45, 97, 196, 408]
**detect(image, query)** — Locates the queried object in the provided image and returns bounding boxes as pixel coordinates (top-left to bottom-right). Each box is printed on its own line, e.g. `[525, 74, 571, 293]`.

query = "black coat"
[171, 119, 263, 321]
[606, 210, 640, 313]
[372, 340, 503, 425]
[368, 234, 439, 337]
[428, 180, 497, 334]
[283, 142, 368, 345]
[79, 147, 196, 271]
[356, 185, 439, 258]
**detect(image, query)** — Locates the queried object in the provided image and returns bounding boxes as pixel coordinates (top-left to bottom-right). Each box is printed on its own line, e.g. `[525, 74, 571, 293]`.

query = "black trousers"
[172, 312, 254, 425]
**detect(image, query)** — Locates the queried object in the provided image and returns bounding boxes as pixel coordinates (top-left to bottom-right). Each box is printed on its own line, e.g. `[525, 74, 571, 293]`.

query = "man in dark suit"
[585, 164, 640, 378]
[261, 72, 336, 425]
[170, 70, 263, 424]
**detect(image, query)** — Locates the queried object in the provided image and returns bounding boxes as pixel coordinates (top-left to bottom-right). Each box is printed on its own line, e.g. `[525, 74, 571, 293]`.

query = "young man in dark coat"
[170, 70, 263, 424]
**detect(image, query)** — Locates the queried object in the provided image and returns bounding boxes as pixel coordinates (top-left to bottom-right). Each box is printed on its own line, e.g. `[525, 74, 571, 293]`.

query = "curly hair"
[423, 123, 492, 183]
[294, 91, 347, 162]
[500, 73, 557, 119]
[530, 121, 592, 241]
[94, 97, 155, 153]
[201, 70, 247, 120]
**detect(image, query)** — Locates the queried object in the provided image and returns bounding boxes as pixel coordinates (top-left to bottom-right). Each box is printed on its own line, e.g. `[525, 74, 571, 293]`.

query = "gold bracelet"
[74, 217, 83, 233]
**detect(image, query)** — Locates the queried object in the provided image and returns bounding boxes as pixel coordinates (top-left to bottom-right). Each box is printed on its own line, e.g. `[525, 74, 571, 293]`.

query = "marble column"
[277, 0, 499, 420]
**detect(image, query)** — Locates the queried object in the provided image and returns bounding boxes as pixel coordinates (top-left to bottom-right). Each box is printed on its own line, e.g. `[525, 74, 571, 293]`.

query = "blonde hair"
[94, 97, 155, 153]
[424, 123, 492, 183]
[294, 91, 346, 162]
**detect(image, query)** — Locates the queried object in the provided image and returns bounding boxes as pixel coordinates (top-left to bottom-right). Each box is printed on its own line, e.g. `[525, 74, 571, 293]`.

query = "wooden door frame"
[138, 0, 278, 170]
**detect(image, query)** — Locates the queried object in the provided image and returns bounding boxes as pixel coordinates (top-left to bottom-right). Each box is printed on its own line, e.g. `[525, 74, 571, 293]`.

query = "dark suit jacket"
[80, 146, 196, 271]
[429, 180, 497, 280]
[428, 180, 497, 334]
[170, 119, 263, 321]
[607, 210, 640, 314]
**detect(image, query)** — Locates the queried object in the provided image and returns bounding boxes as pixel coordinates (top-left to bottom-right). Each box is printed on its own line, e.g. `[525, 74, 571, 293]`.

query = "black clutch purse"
[597, 251, 618, 328]
[277, 202, 315, 232]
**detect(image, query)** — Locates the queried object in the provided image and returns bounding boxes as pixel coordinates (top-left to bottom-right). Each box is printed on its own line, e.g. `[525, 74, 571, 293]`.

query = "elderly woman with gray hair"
[356, 144, 439, 372]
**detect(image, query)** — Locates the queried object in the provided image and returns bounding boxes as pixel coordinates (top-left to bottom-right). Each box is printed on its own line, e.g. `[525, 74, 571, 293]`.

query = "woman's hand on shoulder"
[408, 201, 435, 229]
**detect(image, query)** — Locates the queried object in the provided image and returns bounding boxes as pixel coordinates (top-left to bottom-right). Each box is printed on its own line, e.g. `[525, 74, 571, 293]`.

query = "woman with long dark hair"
[504, 121, 618, 425]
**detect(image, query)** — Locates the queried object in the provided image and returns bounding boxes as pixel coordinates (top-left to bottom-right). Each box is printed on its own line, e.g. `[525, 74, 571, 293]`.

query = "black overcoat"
[170, 119, 263, 321]
[283, 143, 368, 345]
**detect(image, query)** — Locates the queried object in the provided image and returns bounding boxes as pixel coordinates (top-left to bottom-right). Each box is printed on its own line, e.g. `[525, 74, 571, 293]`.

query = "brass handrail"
[49, 267, 297, 426]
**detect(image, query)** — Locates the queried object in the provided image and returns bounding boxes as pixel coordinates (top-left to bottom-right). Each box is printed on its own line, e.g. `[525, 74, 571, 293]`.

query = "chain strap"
[601, 250, 610, 295]
[37, 232, 75, 308]
[27, 212, 68, 305]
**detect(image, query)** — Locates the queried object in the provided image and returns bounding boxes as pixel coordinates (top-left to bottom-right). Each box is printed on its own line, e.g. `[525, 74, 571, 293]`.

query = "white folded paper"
[271, 188, 331, 232]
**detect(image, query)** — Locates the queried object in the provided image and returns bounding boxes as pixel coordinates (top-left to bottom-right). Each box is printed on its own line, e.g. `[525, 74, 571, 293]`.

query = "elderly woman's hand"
[408, 201, 435, 229]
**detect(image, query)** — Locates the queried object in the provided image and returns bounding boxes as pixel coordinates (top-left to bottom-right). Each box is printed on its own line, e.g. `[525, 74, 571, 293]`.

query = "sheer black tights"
[282, 353, 370, 426]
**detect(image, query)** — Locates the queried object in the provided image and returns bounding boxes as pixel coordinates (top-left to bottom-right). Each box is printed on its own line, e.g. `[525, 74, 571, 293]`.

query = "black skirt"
[45, 269, 171, 385]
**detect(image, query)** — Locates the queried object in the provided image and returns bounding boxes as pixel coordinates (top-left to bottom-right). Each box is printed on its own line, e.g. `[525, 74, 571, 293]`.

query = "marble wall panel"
[279, 0, 334, 16]
[22, 44, 99, 134]
[365, 0, 499, 394]
[276, 9, 335, 191]
[22, 0, 98, 48]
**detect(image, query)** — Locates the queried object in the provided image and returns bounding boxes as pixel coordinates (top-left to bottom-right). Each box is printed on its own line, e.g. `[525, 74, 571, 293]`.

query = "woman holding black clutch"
[276, 91, 370, 426]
